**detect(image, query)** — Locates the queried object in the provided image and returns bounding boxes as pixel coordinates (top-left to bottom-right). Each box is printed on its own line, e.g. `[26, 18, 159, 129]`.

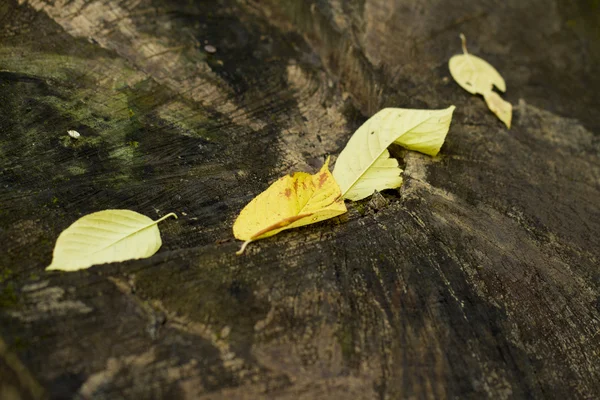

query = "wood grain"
[1, 0, 599, 398]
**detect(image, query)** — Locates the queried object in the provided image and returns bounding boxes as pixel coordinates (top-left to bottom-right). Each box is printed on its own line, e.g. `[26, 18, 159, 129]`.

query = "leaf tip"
[483, 91, 512, 129]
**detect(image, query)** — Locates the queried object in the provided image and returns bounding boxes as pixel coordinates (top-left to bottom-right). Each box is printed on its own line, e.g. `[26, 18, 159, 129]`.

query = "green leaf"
[46, 210, 177, 271]
[332, 106, 455, 201]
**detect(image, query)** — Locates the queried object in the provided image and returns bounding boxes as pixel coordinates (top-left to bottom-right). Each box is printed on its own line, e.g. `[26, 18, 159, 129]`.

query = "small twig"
[459, 33, 477, 71]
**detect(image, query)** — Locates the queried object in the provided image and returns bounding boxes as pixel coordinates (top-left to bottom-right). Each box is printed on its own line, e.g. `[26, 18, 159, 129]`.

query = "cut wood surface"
[1, 0, 599, 399]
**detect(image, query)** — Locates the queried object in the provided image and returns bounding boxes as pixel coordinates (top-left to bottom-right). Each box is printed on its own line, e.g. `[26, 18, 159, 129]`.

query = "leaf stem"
[236, 240, 252, 255]
[459, 33, 477, 71]
[155, 212, 178, 224]
[460, 33, 469, 55]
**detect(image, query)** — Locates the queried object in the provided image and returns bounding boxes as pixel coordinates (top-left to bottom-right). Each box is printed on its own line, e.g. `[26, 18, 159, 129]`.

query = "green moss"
[335, 324, 356, 365]
[0, 266, 18, 309]
[11, 336, 29, 351]
[109, 146, 136, 164]
[0, 48, 143, 150]
[0, 282, 18, 308]
[354, 203, 366, 216]
[66, 164, 87, 176]
[0, 47, 143, 86]
[154, 100, 219, 141]
[0, 268, 13, 283]
[0, 41, 225, 199]
[59, 135, 75, 148]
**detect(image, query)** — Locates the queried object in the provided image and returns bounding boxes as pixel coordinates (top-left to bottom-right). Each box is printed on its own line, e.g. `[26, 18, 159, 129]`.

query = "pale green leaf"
[483, 90, 512, 128]
[449, 34, 512, 128]
[333, 106, 455, 201]
[47, 210, 177, 271]
[448, 54, 506, 95]
[392, 107, 456, 156]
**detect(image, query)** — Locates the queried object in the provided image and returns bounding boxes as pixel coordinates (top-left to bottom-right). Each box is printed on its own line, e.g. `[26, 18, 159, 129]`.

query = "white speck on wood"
[67, 130, 81, 139]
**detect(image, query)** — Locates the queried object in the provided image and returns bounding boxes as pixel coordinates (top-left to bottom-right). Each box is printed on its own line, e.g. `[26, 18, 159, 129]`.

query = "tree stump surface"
[1, 0, 599, 399]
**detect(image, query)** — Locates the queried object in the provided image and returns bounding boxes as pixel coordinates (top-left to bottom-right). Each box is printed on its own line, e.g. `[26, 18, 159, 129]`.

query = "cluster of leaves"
[233, 106, 455, 253]
[47, 35, 510, 271]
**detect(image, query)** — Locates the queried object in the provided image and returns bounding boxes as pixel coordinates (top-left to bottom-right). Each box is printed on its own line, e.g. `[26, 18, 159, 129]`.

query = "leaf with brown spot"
[233, 157, 346, 254]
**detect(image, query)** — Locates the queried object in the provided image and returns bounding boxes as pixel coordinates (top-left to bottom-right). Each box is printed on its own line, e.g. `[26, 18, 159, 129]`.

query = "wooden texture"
[1, 0, 599, 398]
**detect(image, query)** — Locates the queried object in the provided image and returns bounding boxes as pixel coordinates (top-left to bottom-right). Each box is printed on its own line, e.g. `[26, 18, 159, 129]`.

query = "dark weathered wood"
[1, 0, 599, 398]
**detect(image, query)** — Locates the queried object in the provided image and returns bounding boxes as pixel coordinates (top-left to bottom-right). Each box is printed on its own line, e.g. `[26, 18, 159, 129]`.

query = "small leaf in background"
[47, 210, 177, 271]
[483, 91, 512, 129]
[233, 157, 346, 254]
[332, 106, 455, 201]
[449, 33, 512, 128]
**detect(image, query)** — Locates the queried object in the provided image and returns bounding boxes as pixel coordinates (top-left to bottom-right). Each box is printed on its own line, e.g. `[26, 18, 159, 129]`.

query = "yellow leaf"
[332, 106, 455, 201]
[47, 210, 177, 271]
[448, 54, 505, 95]
[483, 90, 512, 128]
[233, 157, 347, 254]
[449, 34, 512, 128]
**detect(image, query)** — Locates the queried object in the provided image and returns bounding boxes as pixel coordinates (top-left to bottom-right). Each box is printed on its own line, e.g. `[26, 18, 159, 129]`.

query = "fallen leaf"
[483, 91, 512, 129]
[332, 106, 455, 201]
[233, 157, 346, 254]
[47, 210, 177, 271]
[448, 51, 505, 95]
[449, 34, 512, 128]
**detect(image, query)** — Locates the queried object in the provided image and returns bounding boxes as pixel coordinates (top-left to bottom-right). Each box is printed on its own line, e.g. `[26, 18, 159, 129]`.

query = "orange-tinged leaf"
[233, 157, 347, 254]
